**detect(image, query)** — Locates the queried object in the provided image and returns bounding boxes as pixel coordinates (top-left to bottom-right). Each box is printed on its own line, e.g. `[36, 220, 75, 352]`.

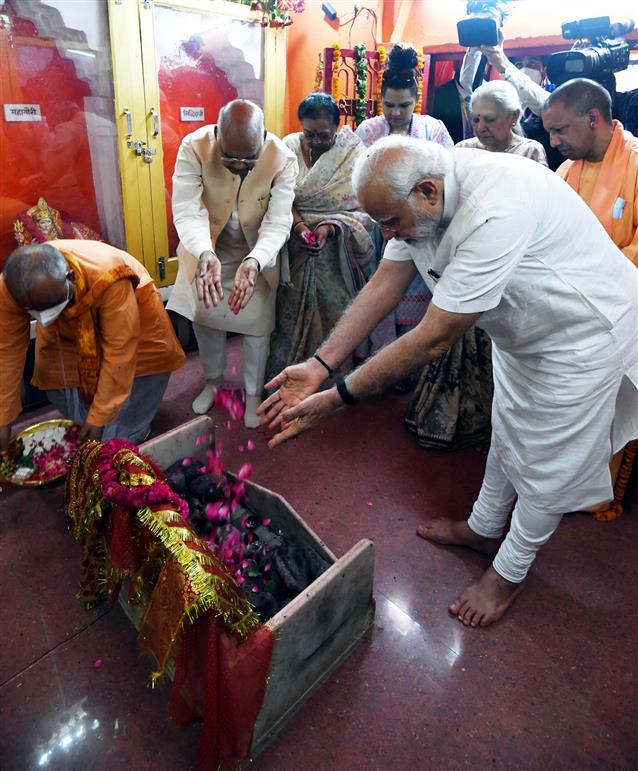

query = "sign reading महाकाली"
[4, 104, 42, 122]
[180, 106, 205, 122]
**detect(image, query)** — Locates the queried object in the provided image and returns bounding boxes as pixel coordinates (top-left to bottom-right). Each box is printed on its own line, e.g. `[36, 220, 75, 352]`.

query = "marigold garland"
[353, 43, 368, 126]
[416, 51, 425, 114]
[376, 45, 387, 116]
[314, 51, 324, 92]
[331, 42, 341, 103]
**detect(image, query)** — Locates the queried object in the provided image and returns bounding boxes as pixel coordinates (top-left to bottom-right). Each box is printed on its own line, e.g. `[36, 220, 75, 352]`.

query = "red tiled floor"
[1, 342, 637, 770]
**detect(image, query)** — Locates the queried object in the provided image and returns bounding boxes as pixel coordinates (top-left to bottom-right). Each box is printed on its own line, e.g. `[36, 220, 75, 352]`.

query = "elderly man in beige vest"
[167, 100, 297, 427]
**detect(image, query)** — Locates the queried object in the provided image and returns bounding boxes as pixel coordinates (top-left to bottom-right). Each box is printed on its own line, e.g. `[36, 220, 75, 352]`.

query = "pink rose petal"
[92, 659, 102, 669]
[237, 463, 253, 481]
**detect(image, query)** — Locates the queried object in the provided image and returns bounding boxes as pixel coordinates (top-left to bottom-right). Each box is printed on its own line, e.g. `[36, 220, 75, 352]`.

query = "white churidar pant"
[468, 444, 562, 584]
[193, 324, 269, 397]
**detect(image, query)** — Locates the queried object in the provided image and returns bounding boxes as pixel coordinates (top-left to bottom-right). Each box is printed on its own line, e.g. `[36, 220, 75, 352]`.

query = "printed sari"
[265, 127, 374, 384]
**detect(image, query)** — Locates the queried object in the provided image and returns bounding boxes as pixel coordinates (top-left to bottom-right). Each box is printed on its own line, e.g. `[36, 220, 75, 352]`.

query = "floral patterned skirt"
[405, 327, 493, 451]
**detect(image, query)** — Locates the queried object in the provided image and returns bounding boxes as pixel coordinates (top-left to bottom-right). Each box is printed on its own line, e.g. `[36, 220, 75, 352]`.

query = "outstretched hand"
[228, 258, 259, 314]
[196, 250, 224, 309]
[257, 359, 327, 432]
[265, 388, 341, 448]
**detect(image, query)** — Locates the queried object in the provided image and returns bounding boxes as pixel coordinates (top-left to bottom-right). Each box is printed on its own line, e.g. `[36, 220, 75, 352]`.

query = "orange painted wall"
[385, 0, 635, 48]
[284, 0, 636, 132]
[284, 0, 384, 135]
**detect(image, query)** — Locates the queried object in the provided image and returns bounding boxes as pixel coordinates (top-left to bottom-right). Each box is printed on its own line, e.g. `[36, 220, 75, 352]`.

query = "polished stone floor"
[1, 343, 636, 770]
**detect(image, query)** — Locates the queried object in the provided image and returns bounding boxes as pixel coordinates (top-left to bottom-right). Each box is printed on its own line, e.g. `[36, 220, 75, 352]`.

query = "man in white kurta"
[167, 100, 297, 426]
[258, 138, 638, 627]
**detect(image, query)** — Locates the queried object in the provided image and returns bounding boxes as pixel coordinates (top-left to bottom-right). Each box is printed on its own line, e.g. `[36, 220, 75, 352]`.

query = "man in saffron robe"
[542, 78, 638, 266]
[0, 240, 185, 450]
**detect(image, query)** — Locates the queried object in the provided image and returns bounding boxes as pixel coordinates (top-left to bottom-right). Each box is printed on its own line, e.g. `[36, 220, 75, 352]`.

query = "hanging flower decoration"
[331, 42, 341, 103]
[314, 51, 325, 92]
[416, 51, 425, 114]
[353, 43, 368, 127]
[250, 0, 305, 28]
[376, 45, 387, 116]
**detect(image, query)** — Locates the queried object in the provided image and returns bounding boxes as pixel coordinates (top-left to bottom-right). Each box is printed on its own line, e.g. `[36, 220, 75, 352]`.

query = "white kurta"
[384, 149, 638, 513]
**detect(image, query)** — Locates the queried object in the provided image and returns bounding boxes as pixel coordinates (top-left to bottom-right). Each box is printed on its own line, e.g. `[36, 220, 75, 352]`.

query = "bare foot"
[448, 566, 526, 628]
[416, 518, 501, 556]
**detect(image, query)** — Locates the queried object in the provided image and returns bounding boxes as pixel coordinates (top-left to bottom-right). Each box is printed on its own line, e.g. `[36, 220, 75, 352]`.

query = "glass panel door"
[153, 3, 265, 257]
[0, 0, 124, 264]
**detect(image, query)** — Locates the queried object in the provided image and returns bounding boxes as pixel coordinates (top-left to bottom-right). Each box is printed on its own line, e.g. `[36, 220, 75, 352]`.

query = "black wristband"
[313, 353, 333, 376]
[336, 377, 360, 406]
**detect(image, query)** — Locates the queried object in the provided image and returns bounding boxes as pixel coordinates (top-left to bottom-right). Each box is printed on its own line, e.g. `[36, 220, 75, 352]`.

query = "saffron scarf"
[61, 250, 139, 403]
[562, 121, 633, 237]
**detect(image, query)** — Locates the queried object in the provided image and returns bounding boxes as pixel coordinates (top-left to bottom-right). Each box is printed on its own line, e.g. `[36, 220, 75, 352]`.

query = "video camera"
[457, 0, 508, 48]
[547, 16, 635, 88]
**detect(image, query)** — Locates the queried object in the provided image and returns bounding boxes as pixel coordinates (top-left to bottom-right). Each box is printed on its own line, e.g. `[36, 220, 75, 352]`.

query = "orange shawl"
[562, 121, 633, 237]
[62, 253, 139, 403]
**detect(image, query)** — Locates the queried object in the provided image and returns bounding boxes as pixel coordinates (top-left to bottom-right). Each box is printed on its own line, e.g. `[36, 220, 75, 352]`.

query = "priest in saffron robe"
[542, 78, 638, 266]
[0, 240, 185, 450]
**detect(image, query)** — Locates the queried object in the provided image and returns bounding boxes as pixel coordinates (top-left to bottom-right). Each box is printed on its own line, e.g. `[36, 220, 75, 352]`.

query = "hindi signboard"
[179, 106, 205, 122]
[4, 104, 42, 122]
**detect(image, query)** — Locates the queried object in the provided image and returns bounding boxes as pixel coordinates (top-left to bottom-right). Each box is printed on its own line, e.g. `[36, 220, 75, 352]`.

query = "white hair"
[471, 79, 522, 116]
[352, 135, 452, 201]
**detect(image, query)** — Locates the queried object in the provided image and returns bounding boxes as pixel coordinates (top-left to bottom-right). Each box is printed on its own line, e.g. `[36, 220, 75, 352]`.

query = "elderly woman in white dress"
[457, 80, 547, 164]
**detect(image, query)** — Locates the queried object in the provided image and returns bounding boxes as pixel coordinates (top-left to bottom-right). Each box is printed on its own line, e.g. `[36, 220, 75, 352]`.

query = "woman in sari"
[265, 93, 374, 383]
[406, 80, 547, 452]
[355, 46, 453, 375]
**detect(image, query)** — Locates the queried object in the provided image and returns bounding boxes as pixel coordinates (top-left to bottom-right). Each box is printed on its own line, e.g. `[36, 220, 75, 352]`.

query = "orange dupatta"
[62, 252, 139, 403]
[562, 121, 633, 237]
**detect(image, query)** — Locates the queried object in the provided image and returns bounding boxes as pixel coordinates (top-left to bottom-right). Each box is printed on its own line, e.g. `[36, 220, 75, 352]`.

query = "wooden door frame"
[108, 0, 285, 284]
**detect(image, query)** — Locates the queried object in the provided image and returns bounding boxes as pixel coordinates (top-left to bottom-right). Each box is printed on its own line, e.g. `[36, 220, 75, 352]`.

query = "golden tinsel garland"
[376, 45, 387, 115]
[331, 42, 341, 102]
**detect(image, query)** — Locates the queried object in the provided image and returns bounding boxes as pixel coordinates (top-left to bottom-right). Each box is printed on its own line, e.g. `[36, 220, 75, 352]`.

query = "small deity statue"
[13, 197, 101, 246]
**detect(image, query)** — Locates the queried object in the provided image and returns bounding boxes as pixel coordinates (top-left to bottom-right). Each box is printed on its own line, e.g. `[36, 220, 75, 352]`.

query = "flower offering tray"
[119, 416, 375, 762]
[0, 419, 80, 486]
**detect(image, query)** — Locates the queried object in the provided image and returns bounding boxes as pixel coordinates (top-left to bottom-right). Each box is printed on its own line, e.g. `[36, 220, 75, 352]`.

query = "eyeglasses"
[219, 154, 259, 167]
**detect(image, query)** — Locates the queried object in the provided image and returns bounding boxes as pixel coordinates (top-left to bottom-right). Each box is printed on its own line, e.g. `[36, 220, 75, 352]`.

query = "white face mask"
[520, 67, 543, 85]
[28, 283, 70, 326]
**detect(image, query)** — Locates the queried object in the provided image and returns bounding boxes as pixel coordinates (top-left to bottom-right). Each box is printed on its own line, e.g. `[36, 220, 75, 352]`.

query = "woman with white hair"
[456, 80, 547, 164]
[406, 81, 546, 452]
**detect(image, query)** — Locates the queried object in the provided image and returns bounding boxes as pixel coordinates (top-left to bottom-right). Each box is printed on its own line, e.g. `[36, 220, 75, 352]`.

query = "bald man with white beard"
[258, 136, 638, 628]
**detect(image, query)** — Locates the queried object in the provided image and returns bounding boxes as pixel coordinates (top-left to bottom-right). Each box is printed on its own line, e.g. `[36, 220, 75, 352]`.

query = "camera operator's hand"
[479, 42, 509, 75]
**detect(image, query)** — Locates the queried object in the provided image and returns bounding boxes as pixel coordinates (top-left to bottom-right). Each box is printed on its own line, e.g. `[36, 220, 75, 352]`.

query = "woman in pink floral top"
[355, 46, 453, 363]
[356, 110, 453, 149]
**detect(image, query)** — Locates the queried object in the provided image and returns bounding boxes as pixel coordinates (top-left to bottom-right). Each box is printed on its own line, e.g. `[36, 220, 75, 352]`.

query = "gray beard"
[400, 208, 442, 246]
